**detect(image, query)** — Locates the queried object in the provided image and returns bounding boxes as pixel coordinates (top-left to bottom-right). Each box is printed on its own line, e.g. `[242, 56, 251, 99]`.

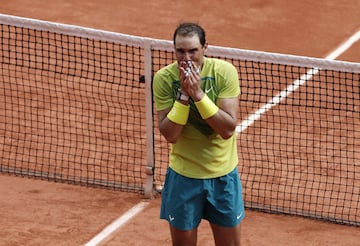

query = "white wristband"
[176, 89, 189, 101]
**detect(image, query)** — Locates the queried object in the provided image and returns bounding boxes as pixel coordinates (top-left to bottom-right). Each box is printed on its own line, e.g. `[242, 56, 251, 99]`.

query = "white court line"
[236, 29, 360, 134]
[84, 201, 149, 246]
[325, 30, 360, 60]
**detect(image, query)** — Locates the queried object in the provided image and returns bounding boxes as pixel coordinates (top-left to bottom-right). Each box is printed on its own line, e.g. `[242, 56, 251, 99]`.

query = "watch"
[176, 89, 189, 101]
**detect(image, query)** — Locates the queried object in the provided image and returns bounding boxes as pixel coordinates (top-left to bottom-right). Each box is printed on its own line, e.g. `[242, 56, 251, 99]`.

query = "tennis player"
[153, 22, 245, 246]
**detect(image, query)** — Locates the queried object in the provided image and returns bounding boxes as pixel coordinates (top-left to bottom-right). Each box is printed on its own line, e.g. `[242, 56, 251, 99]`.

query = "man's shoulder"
[205, 57, 235, 68]
[204, 57, 237, 75]
[153, 62, 178, 87]
[155, 61, 178, 75]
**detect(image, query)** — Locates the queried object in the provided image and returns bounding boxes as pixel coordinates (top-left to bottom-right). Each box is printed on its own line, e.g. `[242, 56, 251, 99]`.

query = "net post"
[144, 42, 155, 199]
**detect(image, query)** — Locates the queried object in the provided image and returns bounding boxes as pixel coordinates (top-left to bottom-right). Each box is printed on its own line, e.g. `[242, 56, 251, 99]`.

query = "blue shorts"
[160, 166, 245, 230]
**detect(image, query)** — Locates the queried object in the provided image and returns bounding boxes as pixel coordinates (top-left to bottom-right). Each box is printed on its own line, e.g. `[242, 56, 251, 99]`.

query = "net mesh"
[0, 22, 147, 191]
[152, 50, 360, 225]
[0, 15, 359, 226]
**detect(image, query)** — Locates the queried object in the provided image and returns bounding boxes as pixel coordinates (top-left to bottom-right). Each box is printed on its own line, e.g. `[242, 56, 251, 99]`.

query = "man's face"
[174, 34, 207, 68]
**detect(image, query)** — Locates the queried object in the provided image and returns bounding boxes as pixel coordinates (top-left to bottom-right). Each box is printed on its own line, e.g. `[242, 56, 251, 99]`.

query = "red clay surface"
[1, 0, 360, 245]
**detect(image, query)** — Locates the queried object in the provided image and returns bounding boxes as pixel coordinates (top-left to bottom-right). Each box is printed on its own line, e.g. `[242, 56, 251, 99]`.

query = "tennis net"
[0, 14, 359, 226]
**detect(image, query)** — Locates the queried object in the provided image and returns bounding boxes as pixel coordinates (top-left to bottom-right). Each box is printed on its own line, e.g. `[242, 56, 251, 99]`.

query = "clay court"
[1, 0, 360, 245]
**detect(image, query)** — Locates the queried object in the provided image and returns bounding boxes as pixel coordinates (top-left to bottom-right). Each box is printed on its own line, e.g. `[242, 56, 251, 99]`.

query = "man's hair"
[173, 22, 206, 47]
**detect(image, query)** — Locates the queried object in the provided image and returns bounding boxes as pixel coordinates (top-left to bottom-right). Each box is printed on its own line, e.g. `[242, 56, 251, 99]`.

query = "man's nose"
[183, 52, 192, 61]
